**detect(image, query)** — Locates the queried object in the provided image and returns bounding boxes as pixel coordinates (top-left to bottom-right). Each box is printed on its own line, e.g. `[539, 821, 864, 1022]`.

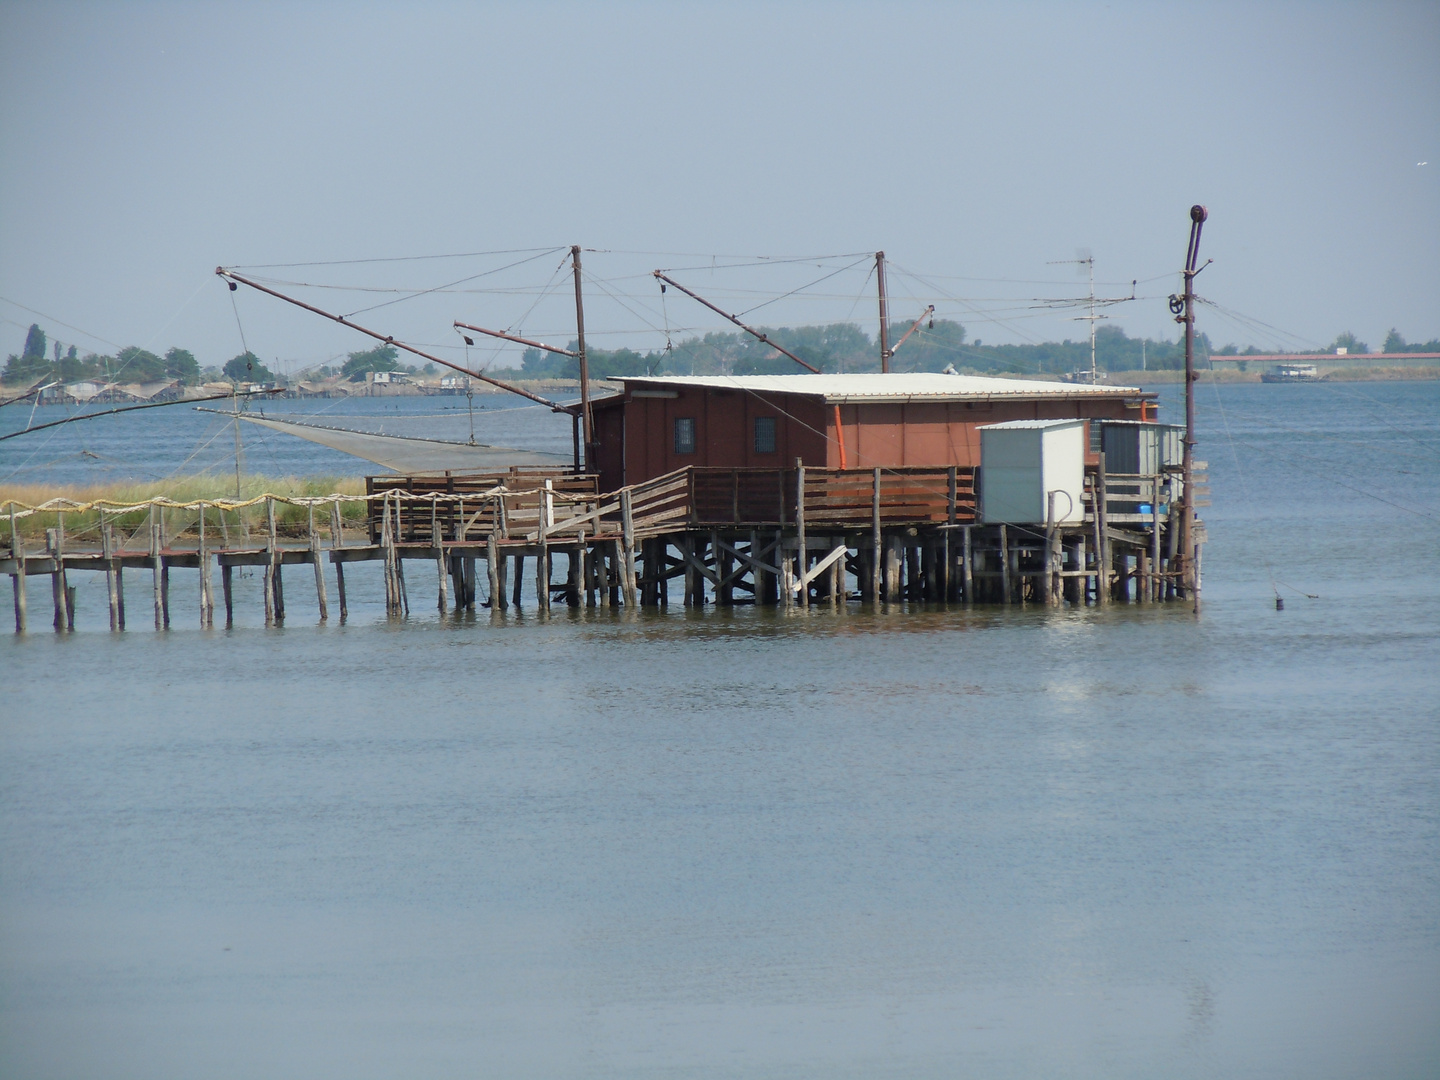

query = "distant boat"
[1058, 369, 1108, 385]
[1261, 363, 1322, 384]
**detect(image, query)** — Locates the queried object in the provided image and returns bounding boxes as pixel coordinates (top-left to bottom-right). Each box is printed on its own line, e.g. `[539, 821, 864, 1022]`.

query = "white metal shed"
[979, 419, 1087, 525]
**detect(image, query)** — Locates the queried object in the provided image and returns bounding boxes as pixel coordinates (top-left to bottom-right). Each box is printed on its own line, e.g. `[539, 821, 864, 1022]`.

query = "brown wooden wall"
[601, 387, 1149, 489]
[831, 398, 1141, 470]
[618, 387, 827, 488]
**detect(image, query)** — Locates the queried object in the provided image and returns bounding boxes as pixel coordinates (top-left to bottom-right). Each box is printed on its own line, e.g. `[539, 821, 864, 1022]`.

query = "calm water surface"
[2, 380, 1437, 1078]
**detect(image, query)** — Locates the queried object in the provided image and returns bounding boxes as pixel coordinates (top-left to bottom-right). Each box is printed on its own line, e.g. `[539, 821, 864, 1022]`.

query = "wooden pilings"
[48, 522, 69, 631]
[309, 505, 328, 621]
[10, 506, 27, 633]
[102, 515, 119, 631]
[2, 516, 1187, 630]
[198, 506, 212, 627]
[487, 529, 504, 611]
[331, 502, 348, 620]
[2, 461, 1197, 634]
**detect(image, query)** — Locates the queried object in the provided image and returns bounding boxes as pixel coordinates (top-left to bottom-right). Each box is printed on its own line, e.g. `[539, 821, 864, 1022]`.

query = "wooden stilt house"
[589, 373, 1158, 491]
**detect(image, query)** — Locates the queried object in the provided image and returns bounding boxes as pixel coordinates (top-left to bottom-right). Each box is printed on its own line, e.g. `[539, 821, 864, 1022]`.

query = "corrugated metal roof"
[614, 372, 1147, 403]
[978, 418, 1088, 429]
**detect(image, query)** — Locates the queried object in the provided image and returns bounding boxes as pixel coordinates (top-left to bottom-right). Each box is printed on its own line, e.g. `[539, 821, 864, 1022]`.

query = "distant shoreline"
[1102, 363, 1440, 384]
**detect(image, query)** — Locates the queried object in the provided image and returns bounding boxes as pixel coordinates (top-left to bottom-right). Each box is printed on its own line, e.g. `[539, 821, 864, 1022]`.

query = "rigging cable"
[341, 247, 567, 319]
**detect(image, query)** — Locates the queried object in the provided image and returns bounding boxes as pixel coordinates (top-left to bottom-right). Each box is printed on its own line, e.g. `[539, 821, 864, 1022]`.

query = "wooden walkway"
[4, 462, 1202, 631]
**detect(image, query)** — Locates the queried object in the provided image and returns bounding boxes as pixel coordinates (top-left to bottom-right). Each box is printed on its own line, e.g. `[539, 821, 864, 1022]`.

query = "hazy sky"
[1, 1, 1436, 374]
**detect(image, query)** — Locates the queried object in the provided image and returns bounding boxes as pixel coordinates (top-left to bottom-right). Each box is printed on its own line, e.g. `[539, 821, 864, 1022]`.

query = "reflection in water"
[1, 381, 1438, 1078]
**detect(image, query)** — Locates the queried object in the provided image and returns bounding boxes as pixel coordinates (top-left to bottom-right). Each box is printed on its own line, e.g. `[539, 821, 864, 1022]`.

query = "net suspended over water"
[207, 411, 571, 473]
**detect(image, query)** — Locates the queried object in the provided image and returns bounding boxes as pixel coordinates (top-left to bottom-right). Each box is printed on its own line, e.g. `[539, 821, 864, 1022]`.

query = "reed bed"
[2, 474, 368, 543]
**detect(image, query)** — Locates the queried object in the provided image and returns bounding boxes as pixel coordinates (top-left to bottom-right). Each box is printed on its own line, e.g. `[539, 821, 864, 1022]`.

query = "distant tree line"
[1212, 329, 1440, 359]
[8, 318, 1438, 388]
[1381, 329, 1440, 354]
[507, 320, 1212, 378]
[1, 324, 206, 386]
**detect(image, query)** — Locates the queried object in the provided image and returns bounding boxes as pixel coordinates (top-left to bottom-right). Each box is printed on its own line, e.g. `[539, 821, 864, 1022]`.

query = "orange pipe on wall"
[833, 404, 848, 469]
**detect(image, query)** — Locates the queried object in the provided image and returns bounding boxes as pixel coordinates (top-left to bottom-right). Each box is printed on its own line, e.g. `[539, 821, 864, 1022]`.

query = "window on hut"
[674, 417, 696, 455]
[753, 416, 776, 454]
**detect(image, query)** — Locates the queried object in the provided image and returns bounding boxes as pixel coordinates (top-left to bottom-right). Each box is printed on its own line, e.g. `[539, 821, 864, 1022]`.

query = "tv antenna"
[1046, 250, 1135, 383]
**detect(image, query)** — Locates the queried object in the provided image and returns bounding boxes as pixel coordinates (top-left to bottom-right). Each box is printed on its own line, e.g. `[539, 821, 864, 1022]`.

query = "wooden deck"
[4, 462, 1201, 631]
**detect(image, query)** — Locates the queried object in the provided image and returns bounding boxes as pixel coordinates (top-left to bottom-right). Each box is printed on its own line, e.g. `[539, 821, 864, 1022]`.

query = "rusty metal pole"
[572, 246, 592, 473]
[1179, 205, 1207, 615]
[652, 273, 821, 372]
[876, 251, 890, 373]
[217, 268, 571, 412]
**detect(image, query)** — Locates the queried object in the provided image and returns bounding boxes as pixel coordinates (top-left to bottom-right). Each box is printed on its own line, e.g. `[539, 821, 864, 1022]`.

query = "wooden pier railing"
[688, 466, 975, 529]
[366, 465, 977, 544]
[5, 461, 1196, 633]
[364, 468, 598, 544]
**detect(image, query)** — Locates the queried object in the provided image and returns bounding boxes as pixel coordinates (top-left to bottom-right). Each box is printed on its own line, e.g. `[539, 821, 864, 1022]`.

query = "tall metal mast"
[1177, 205, 1208, 614]
[876, 251, 891, 373]
[571, 245, 593, 471]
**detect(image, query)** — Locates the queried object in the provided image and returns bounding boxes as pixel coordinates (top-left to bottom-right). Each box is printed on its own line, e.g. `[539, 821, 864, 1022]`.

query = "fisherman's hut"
[589, 372, 1157, 491]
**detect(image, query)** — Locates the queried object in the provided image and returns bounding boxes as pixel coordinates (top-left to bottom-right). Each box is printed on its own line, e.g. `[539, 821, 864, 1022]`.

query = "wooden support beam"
[9, 506, 25, 633]
[905, 542, 921, 603]
[266, 498, 281, 624]
[487, 530, 505, 611]
[871, 467, 883, 604]
[572, 531, 586, 608]
[450, 550, 465, 611]
[330, 501, 348, 620]
[768, 529, 782, 606]
[1095, 454, 1111, 606]
[222, 563, 234, 626]
[432, 499, 448, 614]
[1165, 501, 1180, 601]
[198, 506, 212, 627]
[999, 524, 1011, 605]
[1151, 476, 1164, 604]
[962, 524, 973, 606]
[620, 489, 638, 608]
[609, 539, 623, 608]
[597, 539, 611, 609]
[941, 530, 952, 603]
[1043, 492, 1058, 606]
[382, 498, 395, 609]
[796, 463, 808, 609]
[102, 516, 119, 631]
[679, 540, 720, 588]
[715, 534, 780, 581]
[779, 538, 794, 609]
[262, 500, 275, 624]
[47, 522, 66, 631]
[714, 530, 733, 605]
[685, 535, 701, 606]
[308, 506, 328, 621]
[883, 535, 900, 603]
[794, 543, 848, 592]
